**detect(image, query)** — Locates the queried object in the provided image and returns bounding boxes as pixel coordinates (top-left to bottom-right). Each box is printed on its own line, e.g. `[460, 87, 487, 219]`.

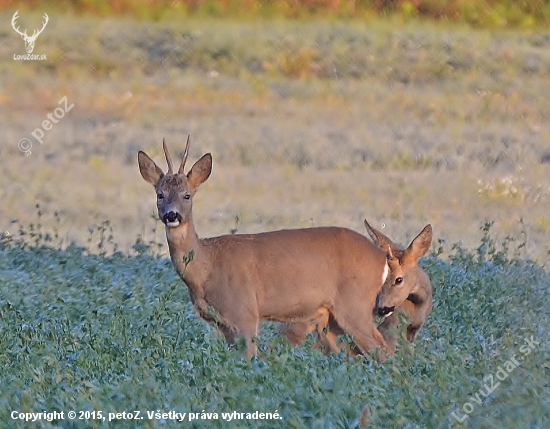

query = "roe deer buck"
[279, 220, 433, 354]
[138, 137, 394, 359]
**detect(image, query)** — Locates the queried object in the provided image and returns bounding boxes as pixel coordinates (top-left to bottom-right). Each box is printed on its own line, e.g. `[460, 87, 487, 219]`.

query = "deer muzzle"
[377, 306, 396, 317]
[162, 210, 183, 228]
[375, 293, 395, 318]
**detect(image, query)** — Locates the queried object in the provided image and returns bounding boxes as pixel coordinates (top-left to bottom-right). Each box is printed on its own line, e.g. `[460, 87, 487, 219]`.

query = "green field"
[1, 4, 550, 428]
[1, 223, 549, 428]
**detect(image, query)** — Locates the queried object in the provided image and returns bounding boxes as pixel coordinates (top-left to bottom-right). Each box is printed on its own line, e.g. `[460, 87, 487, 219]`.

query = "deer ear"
[364, 219, 399, 252]
[404, 224, 432, 263]
[187, 153, 212, 192]
[138, 151, 164, 187]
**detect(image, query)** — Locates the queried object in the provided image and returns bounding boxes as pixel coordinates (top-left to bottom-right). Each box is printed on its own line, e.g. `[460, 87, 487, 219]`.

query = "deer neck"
[165, 215, 211, 293]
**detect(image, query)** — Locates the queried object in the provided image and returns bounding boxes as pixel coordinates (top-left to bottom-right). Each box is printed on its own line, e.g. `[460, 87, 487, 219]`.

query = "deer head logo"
[12, 11, 49, 54]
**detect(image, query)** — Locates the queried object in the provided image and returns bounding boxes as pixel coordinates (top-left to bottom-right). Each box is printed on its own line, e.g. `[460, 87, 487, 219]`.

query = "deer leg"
[278, 308, 340, 354]
[319, 328, 342, 355]
[279, 317, 343, 355]
[278, 321, 312, 346]
[226, 307, 260, 360]
[218, 323, 238, 346]
[377, 312, 399, 353]
[196, 296, 259, 358]
[399, 299, 427, 342]
[242, 324, 259, 360]
[331, 305, 394, 361]
[319, 314, 345, 355]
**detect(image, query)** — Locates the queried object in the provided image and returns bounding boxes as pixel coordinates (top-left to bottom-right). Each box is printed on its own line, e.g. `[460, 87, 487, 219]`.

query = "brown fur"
[279, 221, 433, 354]
[377, 267, 432, 350]
[138, 138, 399, 359]
[366, 221, 432, 316]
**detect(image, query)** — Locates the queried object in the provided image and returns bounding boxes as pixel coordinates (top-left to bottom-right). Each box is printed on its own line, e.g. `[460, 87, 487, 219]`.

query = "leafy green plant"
[0, 219, 548, 428]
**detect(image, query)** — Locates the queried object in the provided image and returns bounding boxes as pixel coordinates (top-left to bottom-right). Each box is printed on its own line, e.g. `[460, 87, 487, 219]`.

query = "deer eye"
[184, 194, 191, 200]
[395, 277, 404, 285]
[157, 193, 164, 200]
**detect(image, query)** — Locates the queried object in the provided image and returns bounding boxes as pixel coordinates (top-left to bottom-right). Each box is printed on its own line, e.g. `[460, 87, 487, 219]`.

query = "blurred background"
[1, 0, 550, 261]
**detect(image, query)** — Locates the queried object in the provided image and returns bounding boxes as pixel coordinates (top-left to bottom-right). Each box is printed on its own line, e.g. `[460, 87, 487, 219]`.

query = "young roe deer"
[138, 137, 395, 359]
[376, 281, 432, 351]
[366, 220, 432, 322]
[279, 220, 433, 354]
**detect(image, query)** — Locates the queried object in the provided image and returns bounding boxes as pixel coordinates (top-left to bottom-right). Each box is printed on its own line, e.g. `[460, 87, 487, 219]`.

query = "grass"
[1, 12, 549, 426]
[0, 220, 548, 428]
[1, 15, 550, 262]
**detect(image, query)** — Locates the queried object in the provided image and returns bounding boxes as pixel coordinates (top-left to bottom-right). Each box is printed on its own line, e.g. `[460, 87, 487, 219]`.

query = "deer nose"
[163, 211, 182, 225]
[377, 306, 395, 317]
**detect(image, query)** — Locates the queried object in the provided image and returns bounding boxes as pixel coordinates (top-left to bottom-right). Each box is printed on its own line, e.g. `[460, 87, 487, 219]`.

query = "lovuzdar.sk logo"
[12, 10, 48, 60]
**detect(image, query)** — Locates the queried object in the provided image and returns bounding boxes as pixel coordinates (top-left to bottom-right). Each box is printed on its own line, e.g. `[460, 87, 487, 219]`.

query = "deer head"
[364, 220, 432, 318]
[137, 137, 212, 228]
[12, 11, 49, 54]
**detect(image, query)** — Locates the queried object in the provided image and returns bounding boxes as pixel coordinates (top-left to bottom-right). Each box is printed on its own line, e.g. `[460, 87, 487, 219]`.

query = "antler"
[163, 136, 191, 175]
[11, 11, 27, 38]
[11, 11, 49, 40]
[31, 13, 49, 39]
[162, 138, 174, 174]
[178, 135, 191, 174]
